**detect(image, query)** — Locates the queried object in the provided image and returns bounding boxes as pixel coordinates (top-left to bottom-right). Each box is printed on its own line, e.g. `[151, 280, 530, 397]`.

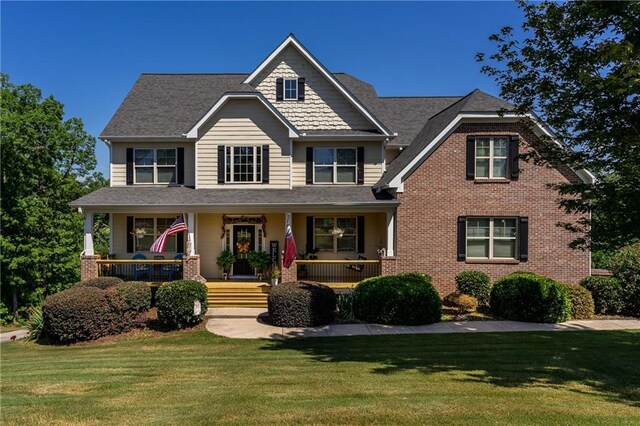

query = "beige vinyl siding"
[110, 213, 184, 259]
[292, 141, 384, 186]
[111, 142, 195, 187]
[196, 99, 291, 189]
[292, 212, 386, 260]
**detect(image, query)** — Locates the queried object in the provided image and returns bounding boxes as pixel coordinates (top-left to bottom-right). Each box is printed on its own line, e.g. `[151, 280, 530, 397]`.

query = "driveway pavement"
[205, 308, 640, 339]
[0, 329, 29, 342]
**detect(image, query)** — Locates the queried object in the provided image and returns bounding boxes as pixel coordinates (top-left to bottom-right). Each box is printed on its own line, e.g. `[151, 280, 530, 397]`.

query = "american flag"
[283, 214, 297, 269]
[150, 215, 187, 253]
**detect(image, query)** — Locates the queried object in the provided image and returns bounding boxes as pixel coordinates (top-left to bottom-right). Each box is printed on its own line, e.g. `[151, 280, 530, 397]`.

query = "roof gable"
[244, 34, 391, 135]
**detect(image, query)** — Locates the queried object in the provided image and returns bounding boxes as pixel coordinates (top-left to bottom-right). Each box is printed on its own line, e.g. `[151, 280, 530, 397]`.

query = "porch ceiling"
[70, 186, 398, 213]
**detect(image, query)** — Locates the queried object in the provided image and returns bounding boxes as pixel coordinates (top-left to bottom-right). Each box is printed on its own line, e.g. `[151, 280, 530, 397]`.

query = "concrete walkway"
[0, 329, 29, 342]
[205, 308, 640, 339]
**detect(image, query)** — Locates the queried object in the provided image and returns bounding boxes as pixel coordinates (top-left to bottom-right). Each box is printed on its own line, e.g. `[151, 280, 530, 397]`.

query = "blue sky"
[2, 1, 524, 177]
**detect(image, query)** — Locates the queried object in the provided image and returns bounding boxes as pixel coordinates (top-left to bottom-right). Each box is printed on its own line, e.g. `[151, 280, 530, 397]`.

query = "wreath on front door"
[236, 236, 250, 253]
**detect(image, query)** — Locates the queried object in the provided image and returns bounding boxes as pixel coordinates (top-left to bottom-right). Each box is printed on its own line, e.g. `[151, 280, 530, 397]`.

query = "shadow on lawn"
[262, 330, 640, 407]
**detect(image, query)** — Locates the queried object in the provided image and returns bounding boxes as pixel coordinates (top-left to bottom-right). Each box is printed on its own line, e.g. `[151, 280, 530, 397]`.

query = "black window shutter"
[176, 232, 184, 254]
[177, 147, 184, 185]
[217, 145, 225, 184]
[357, 216, 365, 253]
[357, 147, 365, 185]
[519, 217, 529, 261]
[126, 148, 134, 185]
[276, 78, 283, 101]
[466, 136, 475, 180]
[306, 216, 314, 252]
[262, 145, 270, 183]
[297, 77, 305, 100]
[457, 216, 466, 261]
[127, 216, 134, 253]
[306, 147, 314, 184]
[510, 136, 520, 180]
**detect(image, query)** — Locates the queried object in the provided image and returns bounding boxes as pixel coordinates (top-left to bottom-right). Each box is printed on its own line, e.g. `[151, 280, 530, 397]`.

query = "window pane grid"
[475, 137, 508, 179]
[225, 146, 262, 183]
[134, 217, 177, 252]
[314, 148, 357, 184]
[314, 217, 357, 252]
[284, 78, 298, 100]
[466, 217, 517, 259]
[134, 148, 176, 184]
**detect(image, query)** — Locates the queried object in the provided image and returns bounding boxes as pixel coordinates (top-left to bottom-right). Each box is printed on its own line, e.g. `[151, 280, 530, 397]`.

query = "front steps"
[206, 280, 359, 308]
[206, 281, 271, 308]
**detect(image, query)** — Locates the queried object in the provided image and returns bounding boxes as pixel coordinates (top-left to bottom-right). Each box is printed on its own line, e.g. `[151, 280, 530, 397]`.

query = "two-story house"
[72, 34, 593, 303]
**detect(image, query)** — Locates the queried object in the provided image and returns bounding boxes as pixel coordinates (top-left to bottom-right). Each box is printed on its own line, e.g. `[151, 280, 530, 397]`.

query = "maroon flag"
[150, 215, 187, 253]
[283, 215, 297, 269]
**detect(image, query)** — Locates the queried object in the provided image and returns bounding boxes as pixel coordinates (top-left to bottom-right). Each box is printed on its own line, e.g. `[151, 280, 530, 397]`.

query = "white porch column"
[83, 211, 94, 256]
[187, 212, 196, 256]
[386, 210, 395, 257]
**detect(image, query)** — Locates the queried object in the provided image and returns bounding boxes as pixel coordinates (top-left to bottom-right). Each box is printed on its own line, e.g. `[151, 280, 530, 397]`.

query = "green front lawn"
[2, 328, 639, 425]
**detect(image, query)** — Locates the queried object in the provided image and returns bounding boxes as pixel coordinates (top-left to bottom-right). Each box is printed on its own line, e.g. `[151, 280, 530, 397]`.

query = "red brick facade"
[80, 255, 101, 281]
[394, 122, 589, 295]
[183, 255, 202, 281]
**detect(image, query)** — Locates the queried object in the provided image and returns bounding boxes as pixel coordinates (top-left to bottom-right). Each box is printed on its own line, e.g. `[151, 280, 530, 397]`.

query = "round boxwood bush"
[156, 280, 208, 329]
[490, 272, 571, 323]
[43, 286, 115, 343]
[76, 276, 123, 289]
[352, 273, 442, 325]
[563, 284, 595, 320]
[268, 281, 337, 327]
[455, 270, 491, 304]
[580, 276, 624, 315]
[443, 292, 478, 314]
[106, 282, 152, 330]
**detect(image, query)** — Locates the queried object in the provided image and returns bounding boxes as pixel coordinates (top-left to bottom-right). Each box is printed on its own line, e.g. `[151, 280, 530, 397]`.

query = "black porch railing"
[96, 260, 183, 283]
[296, 260, 381, 283]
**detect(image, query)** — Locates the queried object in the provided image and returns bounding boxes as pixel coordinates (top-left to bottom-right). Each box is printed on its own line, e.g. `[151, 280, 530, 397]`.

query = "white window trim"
[475, 137, 508, 179]
[466, 217, 517, 260]
[314, 216, 357, 253]
[283, 78, 298, 100]
[133, 217, 177, 253]
[133, 148, 177, 185]
[313, 147, 358, 185]
[225, 146, 262, 184]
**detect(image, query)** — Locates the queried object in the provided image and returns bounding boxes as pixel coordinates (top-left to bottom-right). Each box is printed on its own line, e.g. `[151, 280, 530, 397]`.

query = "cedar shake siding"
[394, 122, 589, 295]
[252, 45, 373, 131]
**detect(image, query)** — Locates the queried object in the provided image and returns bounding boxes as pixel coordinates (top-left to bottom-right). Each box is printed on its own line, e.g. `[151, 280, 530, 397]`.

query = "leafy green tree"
[477, 1, 640, 251]
[1, 73, 105, 321]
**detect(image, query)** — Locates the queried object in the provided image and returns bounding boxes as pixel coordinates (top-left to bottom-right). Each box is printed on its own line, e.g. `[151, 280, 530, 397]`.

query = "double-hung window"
[466, 218, 517, 259]
[475, 137, 508, 179]
[314, 217, 357, 252]
[134, 148, 177, 184]
[284, 78, 298, 100]
[225, 146, 262, 183]
[314, 148, 357, 184]
[133, 217, 177, 252]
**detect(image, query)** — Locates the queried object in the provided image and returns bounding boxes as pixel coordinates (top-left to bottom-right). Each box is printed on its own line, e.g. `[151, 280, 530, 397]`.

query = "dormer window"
[284, 78, 298, 100]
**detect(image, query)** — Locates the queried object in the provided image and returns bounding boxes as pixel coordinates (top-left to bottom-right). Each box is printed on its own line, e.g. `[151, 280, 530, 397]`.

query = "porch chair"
[132, 253, 150, 281]
[345, 255, 367, 273]
[161, 253, 184, 281]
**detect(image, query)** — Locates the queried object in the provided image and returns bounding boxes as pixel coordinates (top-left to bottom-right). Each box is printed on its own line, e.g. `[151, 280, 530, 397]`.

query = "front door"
[233, 225, 255, 276]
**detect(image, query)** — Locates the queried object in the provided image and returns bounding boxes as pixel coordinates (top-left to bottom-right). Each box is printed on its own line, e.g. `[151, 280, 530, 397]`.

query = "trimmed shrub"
[490, 272, 571, 323]
[268, 281, 337, 327]
[43, 286, 115, 343]
[352, 273, 442, 325]
[443, 292, 478, 314]
[455, 271, 492, 304]
[156, 280, 208, 329]
[106, 282, 152, 331]
[580, 276, 624, 315]
[76, 277, 123, 290]
[607, 244, 640, 317]
[563, 284, 595, 320]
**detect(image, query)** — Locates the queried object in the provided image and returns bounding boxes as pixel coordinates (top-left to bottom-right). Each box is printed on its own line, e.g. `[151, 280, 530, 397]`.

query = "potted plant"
[247, 251, 271, 280]
[216, 249, 235, 280]
[269, 266, 281, 286]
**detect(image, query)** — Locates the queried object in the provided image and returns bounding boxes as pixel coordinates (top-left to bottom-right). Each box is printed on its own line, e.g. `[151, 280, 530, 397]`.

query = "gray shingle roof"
[373, 89, 514, 189]
[70, 186, 398, 209]
[101, 74, 256, 138]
